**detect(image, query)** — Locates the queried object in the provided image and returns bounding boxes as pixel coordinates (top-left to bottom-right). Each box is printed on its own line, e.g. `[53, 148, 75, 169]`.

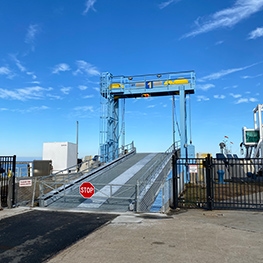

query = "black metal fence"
[174, 155, 263, 210]
[0, 155, 16, 208]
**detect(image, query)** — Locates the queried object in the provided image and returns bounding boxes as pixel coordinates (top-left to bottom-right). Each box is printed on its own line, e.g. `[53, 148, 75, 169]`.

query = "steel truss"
[100, 71, 196, 162]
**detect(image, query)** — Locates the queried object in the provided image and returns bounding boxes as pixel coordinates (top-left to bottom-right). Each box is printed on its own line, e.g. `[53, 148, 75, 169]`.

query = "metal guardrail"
[34, 140, 185, 213]
[38, 142, 136, 207]
[62, 183, 136, 201]
[15, 140, 183, 213]
[136, 141, 180, 212]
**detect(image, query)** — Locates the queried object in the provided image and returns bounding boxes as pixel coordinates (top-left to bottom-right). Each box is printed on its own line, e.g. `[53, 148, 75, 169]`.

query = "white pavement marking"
[78, 153, 157, 209]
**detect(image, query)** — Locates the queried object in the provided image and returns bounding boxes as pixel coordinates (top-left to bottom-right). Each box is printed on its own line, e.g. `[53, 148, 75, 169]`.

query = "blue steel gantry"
[100, 71, 196, 163]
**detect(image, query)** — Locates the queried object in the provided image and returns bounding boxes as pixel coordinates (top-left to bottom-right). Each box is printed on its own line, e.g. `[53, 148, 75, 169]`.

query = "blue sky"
[1, 0, 263, 160]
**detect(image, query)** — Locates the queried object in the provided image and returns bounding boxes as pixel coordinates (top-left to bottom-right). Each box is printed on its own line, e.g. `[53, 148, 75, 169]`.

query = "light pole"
[76, 121, 79, 163]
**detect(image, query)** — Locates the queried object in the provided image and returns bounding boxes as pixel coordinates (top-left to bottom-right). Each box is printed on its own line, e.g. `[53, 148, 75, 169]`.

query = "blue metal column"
[179, 86, 190, 183]
[100, 72, 120, 162]
[179, 86, 187, 158]
[108, 95, 119, 161]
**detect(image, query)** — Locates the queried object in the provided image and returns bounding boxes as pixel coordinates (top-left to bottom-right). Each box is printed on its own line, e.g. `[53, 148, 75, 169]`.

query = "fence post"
[205, 154, 213, 210]
[135, 181, 140, 212]
[171, 153, 178, 209]
[31, 177, 37, 207]
[7, 175, 13, 208]
[12, 155, 16, 207]
[0, 175, 2, 209]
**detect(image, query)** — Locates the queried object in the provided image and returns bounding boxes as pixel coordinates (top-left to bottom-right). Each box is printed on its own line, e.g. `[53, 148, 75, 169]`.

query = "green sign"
[245, 130, 260, 144]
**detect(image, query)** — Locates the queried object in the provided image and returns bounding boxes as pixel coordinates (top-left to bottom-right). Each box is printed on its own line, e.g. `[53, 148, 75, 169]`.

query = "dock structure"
[99, 71, 195, 163]
[39, 147, 175, 213]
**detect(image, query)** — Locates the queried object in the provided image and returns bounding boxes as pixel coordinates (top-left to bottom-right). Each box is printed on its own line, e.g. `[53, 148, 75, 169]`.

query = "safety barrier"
[135, 142, 180, 212]
[38, 142, 136, 207]
[0, 155, 16, 208]
[174, 156, 263, 210]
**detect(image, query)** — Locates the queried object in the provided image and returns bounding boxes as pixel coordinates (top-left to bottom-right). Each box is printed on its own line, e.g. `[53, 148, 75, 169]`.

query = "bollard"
[217, 170, 225, 184]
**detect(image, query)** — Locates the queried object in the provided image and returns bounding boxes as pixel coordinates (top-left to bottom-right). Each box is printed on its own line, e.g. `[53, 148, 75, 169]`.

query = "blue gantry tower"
[100, 71, 195, 163]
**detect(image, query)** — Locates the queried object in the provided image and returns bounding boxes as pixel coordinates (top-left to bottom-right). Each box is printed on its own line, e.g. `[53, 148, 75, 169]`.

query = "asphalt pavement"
[1, 207, 263, 263]
[0, 207, 117, 263]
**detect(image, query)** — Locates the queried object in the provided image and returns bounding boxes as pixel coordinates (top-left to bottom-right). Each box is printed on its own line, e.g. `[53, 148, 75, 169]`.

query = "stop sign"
[79, 182, 95, 198]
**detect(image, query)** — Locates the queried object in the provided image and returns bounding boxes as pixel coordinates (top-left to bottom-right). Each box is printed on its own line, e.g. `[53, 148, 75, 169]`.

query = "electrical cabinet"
[42, 142, 77, 172]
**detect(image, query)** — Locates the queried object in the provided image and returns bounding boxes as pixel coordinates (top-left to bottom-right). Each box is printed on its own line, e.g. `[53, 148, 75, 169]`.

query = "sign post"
[79, 182, 95, 198]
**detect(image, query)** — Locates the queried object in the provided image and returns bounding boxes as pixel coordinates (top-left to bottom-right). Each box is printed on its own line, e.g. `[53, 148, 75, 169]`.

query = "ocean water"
[16, 157, 41, 177]
[16, 163, 30, 177]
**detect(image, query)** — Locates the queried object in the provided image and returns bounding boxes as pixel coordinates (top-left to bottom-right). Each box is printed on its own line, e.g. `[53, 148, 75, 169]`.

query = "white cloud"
[26, 71, 37, 80]
[0, 86, 52, 101]
[10, 55, 26, 72]
[241, 73, 263, 79]
[147, 105, 156, 108]
[200, 62, 259, 81]
[78, 85, 88, 90]
[230, 93, 242, 99]
[47, 94, 62, 100]
[235, 98, 248, 104]
[158, 0, 180, 9]
[83, 0, 97, 15]
[197, 95, 209, 102]
[250, 97, 258, 102]
[0, 105, 50, 113]
[182, 0, 263, 38]
[30, 105, 49, 111]
[214, 95, 226, 99]
[248, 27, 263, 39]
[74, 106, 94, 112]
[197, 83, 215, 91]
[215, 40, 224, 45]
[0, 66, 14, 78]
[18, 86, 51, 99]
[60, 87, 71, 95]
[73, 60, 100, 76]
[235, 97, 258, 104]
[25, 24, 40, 50]
[18, 105, 49, 113]
[10, 55, 37, 79]
[30, 80, 41, 84]
[83, 94, 94, 99]
[52, 63, 71, 74]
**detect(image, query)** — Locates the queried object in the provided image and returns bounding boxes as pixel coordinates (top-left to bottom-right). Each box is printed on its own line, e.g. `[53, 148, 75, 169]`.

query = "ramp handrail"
[38, 142, 136, 206]
[136, 141, 180, 212]
[137, 141, 179, 185]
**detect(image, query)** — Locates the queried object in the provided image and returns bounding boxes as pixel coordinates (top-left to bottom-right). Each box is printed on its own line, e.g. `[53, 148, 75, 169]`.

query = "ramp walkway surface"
[47, 153, 165, 212]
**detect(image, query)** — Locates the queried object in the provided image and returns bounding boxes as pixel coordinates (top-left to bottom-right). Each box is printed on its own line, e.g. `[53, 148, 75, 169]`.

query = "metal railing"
[100, 141, 135, 163]
[135, 142, 180, 212]
[0, 155, 16, 208]
[174, 156, 263, 210]
[16, 141, 190, 213]
[60, 182, 136, 202]
[38, 142, 136, 207]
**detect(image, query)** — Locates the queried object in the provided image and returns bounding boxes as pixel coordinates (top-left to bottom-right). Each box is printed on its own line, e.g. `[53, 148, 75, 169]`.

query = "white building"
[42, 142, 77, 172]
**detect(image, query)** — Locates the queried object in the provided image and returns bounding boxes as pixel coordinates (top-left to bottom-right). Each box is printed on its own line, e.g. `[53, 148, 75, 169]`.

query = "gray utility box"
[33, 160, 52, 177]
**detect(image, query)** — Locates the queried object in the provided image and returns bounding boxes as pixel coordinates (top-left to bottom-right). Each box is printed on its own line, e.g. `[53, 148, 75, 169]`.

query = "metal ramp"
[39, 146, 176, 212]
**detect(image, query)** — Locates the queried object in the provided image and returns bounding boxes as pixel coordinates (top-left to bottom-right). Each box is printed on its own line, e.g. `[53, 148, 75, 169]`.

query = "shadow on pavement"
[0, 210, 117, 263]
